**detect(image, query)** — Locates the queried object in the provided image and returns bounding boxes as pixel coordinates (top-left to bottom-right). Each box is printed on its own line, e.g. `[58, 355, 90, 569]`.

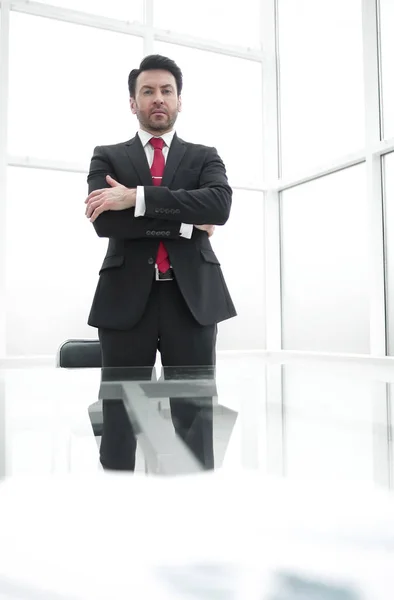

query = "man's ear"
[130, 97, 137, 114]
[178, 95, 182, 112]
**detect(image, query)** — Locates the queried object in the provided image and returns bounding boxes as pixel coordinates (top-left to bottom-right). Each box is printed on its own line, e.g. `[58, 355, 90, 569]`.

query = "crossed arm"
[85, 175, 214, 237]
[84, 145, 232, 239]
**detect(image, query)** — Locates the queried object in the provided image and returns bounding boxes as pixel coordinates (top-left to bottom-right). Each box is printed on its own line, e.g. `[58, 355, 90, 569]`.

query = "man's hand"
[194, 224, 215, 237]
[85, 175, 136, 223]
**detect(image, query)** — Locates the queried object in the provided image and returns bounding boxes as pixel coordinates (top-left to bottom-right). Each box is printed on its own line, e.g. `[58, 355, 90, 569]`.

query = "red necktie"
[149, 137, 170, 273]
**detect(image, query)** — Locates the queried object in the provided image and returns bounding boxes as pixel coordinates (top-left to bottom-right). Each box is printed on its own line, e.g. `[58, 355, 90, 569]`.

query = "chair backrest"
[57, 339, 102, 369]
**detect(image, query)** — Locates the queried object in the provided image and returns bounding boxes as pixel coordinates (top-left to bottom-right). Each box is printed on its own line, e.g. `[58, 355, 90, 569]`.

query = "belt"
[155, 265, 174, 281]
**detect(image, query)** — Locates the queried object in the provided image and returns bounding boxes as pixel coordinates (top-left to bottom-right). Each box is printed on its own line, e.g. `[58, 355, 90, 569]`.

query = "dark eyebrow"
[140, 84, 174, 90]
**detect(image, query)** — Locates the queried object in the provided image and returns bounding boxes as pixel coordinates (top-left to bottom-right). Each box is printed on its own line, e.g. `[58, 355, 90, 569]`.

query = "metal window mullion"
[8, 150, 370, 189]
[362, 0, 390, 488]
[143, 0, 154, 55]
[276, 149, 367, 192]
[7, 154, 88, 173]
[362, 0, 386, 356]
[261, 0, 281, 350]
[7, 156, 267, 195]
[0, 0, 6, 473]
[371, 136, 394, 156]
[153, 28, 262, 61]
[0, 0, 10, 359]
[261, 0, 285, 476]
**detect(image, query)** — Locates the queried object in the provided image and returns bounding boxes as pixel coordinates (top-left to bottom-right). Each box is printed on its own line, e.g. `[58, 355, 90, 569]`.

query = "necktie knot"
[149, 137, 165, 150]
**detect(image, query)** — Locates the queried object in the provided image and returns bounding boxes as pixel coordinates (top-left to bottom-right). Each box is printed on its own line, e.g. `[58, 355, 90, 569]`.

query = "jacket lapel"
[162, 134, 186, 188]
[124, 136, 152, 185]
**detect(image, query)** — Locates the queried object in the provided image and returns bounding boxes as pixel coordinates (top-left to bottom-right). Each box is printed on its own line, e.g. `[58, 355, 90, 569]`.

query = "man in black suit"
[85, 54, 236, 471]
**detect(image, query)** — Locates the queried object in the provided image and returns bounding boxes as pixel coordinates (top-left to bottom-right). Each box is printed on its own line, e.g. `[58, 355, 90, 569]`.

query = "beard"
[136, 108, 178, 133]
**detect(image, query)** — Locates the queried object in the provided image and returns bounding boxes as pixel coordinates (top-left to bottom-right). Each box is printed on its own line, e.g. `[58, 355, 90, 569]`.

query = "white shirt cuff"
[135, 186, 146, 217]
[136, 186, 191, 239]
[180, 223, 193, 239]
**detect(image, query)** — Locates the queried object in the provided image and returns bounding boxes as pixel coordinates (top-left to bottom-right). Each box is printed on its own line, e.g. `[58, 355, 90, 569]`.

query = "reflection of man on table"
[85, 54, 236, 472]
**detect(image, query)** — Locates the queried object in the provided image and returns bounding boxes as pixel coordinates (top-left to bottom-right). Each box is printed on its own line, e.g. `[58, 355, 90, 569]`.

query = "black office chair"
[57, 338, 102, 369]
[56, 339, 103, 437]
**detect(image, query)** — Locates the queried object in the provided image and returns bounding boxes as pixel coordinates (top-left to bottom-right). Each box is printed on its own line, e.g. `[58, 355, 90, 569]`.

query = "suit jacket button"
[148, 258, 154, 265]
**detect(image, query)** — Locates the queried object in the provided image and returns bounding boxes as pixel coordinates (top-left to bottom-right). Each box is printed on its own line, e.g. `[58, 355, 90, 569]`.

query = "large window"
[2, 2, 265, 357]
[1, 0, 392, 361]
[277, 0, 365, 177]
[280, 164, 369, 354]
[8, 13, 143, 164]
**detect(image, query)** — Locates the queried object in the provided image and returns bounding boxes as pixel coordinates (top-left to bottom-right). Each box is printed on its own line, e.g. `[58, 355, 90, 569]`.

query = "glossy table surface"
[1, 353, 394, 598]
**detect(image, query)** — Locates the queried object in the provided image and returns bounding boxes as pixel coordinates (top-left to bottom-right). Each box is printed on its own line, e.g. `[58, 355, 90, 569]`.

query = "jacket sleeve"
[87, 145, 183, 239]
[143, 147, 232, 226]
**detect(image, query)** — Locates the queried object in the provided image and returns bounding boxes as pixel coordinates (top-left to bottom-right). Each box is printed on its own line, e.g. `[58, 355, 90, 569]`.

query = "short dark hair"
[128, 54, 183, 98]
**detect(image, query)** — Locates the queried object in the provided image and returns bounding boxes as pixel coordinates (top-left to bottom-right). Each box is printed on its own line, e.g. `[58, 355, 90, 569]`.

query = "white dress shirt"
[135, 129, 193, 239]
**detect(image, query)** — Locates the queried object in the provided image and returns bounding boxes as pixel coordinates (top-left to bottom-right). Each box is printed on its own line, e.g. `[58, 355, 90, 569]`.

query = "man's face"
[130, 69, 181, 134]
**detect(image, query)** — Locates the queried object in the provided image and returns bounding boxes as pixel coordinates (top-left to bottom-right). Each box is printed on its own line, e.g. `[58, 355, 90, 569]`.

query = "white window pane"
[35, 0, 143, 21]
[153, 0, 261, 48]
[281, 164, 369, 354]
[282, 366, 374, 483]
[384, 152, 394, 354]
[6, 167, 106, 356]
[8, 13, 143, 163]
[211, 190, 265, 351]
[155, 42, 263, 189]
[379, 0, 394, 139]
[278, 0, 365, 177]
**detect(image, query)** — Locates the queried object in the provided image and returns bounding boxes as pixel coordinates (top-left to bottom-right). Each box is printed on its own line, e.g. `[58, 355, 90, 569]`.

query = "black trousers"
[98, 278, 217, 471]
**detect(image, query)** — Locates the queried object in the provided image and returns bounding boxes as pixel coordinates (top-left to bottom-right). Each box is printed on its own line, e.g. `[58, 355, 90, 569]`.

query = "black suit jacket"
[87, 133, 237, 330]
